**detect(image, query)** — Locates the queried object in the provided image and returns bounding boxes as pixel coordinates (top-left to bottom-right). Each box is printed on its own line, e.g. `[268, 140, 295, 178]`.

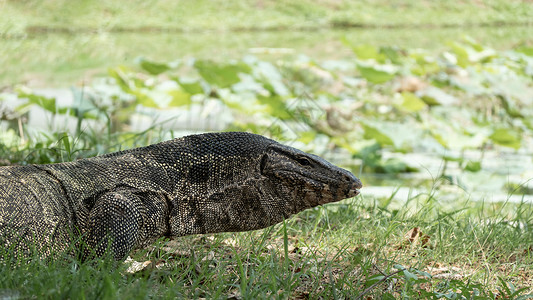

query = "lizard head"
[260, 143, 362, 213]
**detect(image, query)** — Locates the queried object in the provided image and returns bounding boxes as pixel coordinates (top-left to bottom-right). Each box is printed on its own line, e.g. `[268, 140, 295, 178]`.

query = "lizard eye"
[297, 157, 312, 166]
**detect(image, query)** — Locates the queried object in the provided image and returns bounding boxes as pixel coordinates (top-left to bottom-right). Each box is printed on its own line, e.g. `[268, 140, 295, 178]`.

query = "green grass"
[0, 27, 531, 88]
[2, 0, 532, 35]
[1, 1, 533, 297]
[1, 0, 532, 87]
[1, 113, 532, 297]
[1, 118, 532, 298]
[2, 191, 533, 298]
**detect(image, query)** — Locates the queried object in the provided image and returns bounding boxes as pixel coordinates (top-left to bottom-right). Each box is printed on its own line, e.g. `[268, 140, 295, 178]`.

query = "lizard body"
[0, 132, 362, 260]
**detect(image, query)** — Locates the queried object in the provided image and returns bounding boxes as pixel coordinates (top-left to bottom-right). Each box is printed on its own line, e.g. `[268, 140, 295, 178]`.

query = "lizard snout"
[339, 170, 362, 197]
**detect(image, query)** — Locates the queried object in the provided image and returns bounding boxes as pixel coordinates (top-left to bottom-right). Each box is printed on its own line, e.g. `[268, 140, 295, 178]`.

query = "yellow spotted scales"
[0, 132, 362, 260]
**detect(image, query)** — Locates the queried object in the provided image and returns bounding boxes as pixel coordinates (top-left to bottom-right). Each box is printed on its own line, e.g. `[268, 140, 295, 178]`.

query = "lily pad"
[397, 92, 427, 112]
[137, 58, 172, 75]
[417, 86, 459, 106]
[489, 128, 522, 150]
[357, 64, 396, 84]
[195, 60, 251, 88]
[362, 121, 421, 151]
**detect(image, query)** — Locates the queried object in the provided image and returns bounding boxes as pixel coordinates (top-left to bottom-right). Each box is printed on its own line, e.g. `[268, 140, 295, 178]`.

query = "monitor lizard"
[0, 132, 362, 260]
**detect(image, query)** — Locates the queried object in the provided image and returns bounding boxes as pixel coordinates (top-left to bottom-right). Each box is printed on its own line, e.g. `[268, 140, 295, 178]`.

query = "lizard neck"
[168, 175, 296, 237]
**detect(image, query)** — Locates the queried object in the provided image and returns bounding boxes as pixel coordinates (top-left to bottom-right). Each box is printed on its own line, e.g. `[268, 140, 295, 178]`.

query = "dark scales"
[0, 132, 362, 260]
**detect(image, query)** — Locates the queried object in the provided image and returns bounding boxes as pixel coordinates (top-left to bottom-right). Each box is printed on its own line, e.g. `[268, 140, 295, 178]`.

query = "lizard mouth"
[348, 188, 361, 197]
[347, 180, 363, 197]
[316, 181, 362, 205]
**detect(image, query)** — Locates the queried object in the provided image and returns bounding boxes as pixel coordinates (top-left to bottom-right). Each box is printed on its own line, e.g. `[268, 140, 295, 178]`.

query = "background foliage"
[1, 0, 533, 298]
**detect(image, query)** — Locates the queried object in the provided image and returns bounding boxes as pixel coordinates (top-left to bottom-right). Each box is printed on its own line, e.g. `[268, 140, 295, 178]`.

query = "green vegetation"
[1, 0, 532, 86]
[6, 38, 533, 183]
[1, 0, 533, 298]
[2, 37, 533, 297]
[2, 0, 532, 35]
[3, 27, 533, 87]
[1, 195, 532, 298]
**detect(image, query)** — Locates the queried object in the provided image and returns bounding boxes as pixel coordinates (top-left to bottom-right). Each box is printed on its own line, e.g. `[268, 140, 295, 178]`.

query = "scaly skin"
[0, 132, 362, 260]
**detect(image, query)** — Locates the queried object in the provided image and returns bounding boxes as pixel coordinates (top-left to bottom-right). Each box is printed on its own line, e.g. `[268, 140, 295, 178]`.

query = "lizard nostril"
[340, 171, 363, 189]
[342, 174, 351, 182]
[341, 172, 356, 182]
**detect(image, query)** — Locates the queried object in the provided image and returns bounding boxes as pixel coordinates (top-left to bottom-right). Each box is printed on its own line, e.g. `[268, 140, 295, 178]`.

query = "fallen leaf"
[398, 227, 430, 249]
[125, 257, 153, 274]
